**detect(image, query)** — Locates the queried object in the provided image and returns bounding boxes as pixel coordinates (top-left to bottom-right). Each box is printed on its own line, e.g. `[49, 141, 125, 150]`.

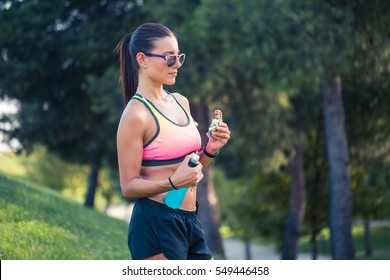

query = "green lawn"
[298, 224, 390, 260]
[353, 224, 390, 260]
[0, 174, 130, 260]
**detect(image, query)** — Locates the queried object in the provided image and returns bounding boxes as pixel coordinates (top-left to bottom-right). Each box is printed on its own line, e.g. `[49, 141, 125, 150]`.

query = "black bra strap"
[141, 151, 197, 167]
[141, 156, 186, 167]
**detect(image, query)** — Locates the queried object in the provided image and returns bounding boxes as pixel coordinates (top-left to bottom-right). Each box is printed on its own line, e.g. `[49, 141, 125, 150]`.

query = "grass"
[353, 224, 390, 260]
[0, 173, 130, 260]
[298, 224, 390, 260]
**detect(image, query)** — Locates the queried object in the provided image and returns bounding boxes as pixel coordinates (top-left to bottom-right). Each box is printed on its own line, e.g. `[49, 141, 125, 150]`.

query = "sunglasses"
[144, 53, 186, 67]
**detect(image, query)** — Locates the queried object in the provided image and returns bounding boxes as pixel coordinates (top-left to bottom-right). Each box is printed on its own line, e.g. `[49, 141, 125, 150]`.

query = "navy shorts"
[128, 198, 213, 260]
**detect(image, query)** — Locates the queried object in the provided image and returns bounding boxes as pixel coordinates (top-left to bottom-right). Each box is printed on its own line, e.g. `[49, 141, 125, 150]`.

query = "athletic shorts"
[128, 198, 213, 260]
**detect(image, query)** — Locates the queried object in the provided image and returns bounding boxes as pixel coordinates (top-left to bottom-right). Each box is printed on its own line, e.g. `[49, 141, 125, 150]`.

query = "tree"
[322, 76, 354, 259]
[302, 106, 329, 259]
[322, 0, 390, 259]
[270, 0, 357, 259]
[0, 0, 144, 207]
[190, 0, 359, 259]
[342, 0, 390, 256]
[81, 66, 123, 207]
[281, 131, 306, 259]
[185, 0, 387, 260]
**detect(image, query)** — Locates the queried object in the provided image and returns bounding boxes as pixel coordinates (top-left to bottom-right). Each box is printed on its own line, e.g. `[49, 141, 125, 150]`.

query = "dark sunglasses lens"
[166, 56, 176, 67]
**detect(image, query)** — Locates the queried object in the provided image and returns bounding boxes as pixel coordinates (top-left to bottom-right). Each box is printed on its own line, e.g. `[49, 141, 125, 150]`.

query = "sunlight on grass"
[0, 174, 130, 259]
[0, 221, 82, 259]
[0, 152, 29, 178]
[298, 223, 390, 259]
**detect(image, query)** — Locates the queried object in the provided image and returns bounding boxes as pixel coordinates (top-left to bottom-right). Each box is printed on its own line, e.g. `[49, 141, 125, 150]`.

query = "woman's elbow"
[121, 186, 138, 199]
[120, 177, 138, 199]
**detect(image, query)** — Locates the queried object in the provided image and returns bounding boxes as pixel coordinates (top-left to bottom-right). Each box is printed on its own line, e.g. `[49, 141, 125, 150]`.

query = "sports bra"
[131, 92, 202, 166]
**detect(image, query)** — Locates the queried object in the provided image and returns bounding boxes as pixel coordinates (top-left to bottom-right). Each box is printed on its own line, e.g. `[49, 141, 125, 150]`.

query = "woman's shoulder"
[119, 98, 150, 128]
[170, 91, 190, 108]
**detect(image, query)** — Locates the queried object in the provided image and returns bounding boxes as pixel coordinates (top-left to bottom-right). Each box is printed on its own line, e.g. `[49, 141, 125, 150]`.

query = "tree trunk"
[310, 224, 318, 260]
[244, 239, 252, 260]
[84, 140, 102, 208]
[310, 166, 322, 260]
[322, 76, 355, 259]
[281, 141, 306, 259]
[191, 102, 225, 258]
[197, 170, 225, 258]
[364, 218, 372, 257]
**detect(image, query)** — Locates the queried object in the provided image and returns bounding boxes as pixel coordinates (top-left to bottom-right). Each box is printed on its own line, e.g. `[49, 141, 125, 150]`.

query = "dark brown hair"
[115, 23, 175, 104]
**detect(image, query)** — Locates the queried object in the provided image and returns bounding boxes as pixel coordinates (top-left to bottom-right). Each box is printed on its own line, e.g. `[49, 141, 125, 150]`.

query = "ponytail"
[115, 33, 138, 105]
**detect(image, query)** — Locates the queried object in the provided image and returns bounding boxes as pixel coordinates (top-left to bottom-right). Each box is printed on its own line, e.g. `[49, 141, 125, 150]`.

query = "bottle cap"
[191, 153, 200, 163]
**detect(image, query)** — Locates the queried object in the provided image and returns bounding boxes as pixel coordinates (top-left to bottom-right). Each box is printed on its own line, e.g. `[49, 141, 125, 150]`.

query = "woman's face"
[144, 36, 182, 86]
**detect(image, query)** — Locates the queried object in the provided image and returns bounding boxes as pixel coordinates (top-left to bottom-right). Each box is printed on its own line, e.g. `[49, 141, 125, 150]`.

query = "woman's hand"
[170, 154, 204, 189]
[207, 122, 231, 152]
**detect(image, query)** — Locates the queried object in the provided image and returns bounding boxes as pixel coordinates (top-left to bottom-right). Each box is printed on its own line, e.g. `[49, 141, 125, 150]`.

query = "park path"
[222, 238, 330, 260]
[106, 204, 330, 260]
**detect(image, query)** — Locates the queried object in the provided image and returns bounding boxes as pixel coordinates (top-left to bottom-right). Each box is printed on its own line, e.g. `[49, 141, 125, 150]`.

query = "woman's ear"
[136, 52, 147, 68]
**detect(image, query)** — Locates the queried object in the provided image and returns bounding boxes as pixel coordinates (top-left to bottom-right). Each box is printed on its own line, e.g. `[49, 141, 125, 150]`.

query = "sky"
[0, 98, 19, 152]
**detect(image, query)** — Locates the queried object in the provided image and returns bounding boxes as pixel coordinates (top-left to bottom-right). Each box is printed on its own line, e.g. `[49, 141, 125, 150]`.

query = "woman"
[116, 23, 230, 260]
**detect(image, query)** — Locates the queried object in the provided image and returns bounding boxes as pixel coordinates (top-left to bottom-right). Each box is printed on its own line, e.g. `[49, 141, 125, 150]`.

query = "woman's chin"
[165, 79, 176, 85]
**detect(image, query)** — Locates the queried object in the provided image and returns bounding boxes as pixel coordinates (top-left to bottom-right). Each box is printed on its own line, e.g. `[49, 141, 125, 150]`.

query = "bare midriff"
[140, 163, 197, 211]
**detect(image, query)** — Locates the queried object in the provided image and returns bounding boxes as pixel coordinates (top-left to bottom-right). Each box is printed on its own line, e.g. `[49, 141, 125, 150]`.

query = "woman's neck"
[136, 78, 166, 102]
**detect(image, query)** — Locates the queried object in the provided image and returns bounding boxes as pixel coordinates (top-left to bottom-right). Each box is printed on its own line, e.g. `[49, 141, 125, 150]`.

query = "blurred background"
[0, 0, 389, 260]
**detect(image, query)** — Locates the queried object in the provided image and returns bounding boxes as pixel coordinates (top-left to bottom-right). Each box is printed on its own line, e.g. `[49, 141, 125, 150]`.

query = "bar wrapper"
[206, 109, 223, 139]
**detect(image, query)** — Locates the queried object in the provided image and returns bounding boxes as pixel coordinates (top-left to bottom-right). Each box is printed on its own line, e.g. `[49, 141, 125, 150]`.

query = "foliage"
[22, 146, 69, 191]
[351, 164, 390, 220]
[190, 0, 297, 177]
[301, 119, 329, 236]
[0, 174, 129, 259]
[337, 0, 390, 222]
[215, 167, 290, 247]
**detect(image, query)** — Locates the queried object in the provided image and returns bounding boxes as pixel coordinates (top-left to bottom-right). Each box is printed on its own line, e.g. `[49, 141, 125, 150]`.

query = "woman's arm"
[172, 92, 231, 170]
[117, 102, 167, 198]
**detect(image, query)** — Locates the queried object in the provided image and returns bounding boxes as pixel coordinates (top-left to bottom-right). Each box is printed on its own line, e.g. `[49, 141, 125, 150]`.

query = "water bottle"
[164, 153, 200, 209]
